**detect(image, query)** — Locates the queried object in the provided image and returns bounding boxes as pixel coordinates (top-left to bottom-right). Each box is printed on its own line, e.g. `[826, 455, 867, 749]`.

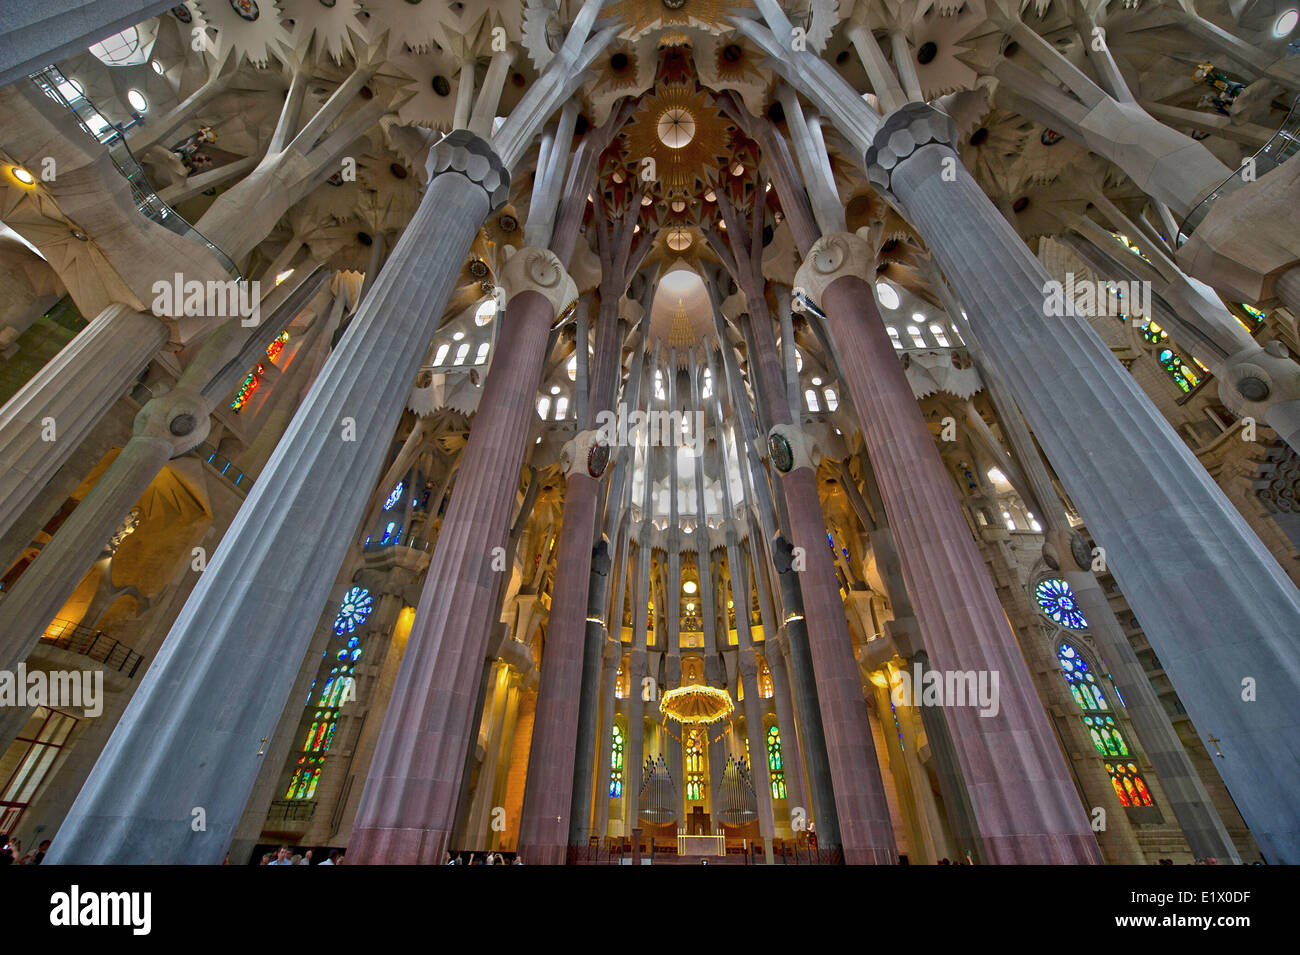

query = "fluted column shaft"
[46, 134, 506, 865]
[516, 467, 599, 862]
[812, 267, 1100, 863]
[348, 283, 561, 864]
[870, 104, 1300, 863]
[0, 305, 167, 543]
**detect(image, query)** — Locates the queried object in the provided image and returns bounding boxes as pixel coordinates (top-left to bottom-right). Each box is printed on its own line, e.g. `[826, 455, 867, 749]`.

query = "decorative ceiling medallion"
[587, 441, 610, 478]
[229, 0, 260, 21]
[662, 0, 687, 9]
[498, 213, 519, 232]
[171, 5, 193, 22]
[657, 107, 695, 149]
[769, 432, 794, 473]
[468, 259, 490, 279]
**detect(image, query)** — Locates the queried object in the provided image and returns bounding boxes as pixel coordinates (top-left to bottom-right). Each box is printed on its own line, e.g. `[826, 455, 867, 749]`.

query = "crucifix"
[1207, 734, 1224, 758]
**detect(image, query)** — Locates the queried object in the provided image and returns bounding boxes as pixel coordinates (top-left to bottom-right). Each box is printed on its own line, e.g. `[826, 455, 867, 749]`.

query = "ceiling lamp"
[660, 683, 734, 725]
[10, 166, 35, 185]
[657, 107, 695, 149]
[683, 580, 697, 594]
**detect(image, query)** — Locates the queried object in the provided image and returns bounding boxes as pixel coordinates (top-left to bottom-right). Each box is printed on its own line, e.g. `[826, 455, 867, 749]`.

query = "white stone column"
[44, 131, 510, 865]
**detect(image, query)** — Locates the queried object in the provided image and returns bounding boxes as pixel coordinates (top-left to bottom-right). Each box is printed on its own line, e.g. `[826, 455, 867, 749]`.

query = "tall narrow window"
[475, 342, 490, 364]
[554, 396, 568, 420]
[433, 343, 450, 365]
[929, 323, 950, 346]
[685, 730, 705, 800]
[767, 725, 786, 799]
[454, 343, 470, 365]
[805, 389, 820, 411]
[1057, 641, 1152, 807]
[887, 327, 902, 350]
[609, 725, 624, 798]
[824, 389, 838, 411]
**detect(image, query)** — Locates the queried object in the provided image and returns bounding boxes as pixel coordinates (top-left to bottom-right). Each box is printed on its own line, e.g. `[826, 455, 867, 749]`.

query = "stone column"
[795, 232, 1101, 863]
[44, 132, 509, 865]
[517, 432, 604, 863]
[0, 305, 167, 543]
[866, 103, 1300, 864]
[346, 244, 574, 864]
[765, 636, 808, 829]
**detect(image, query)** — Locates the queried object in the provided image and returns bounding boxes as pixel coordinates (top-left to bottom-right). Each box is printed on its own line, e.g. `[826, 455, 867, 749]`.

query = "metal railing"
[27, 64, 241, 278]
[40, 617, 144, 677]
[1178, 94, 1300, 245]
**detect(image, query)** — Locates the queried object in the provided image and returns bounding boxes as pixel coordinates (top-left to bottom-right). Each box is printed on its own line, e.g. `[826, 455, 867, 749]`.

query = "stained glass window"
[767, 726, 787, 800]
[383, 481, 404, 511]
[286, 756, 322, 800]
[380, 521, 401, 545]
[1035, 578, 1087, 630]
[685, 730, 705, 801]
[1058, 642, 1153, 808]
[1158, 347, 1202, 393]
[1106, 761, 1154, 807]
[333, 586, 372, 635]
[609, 725, 624, 798]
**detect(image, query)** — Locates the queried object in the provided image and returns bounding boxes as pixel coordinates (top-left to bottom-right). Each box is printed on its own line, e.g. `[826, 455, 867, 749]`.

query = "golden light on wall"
[660, 683, 734, 725]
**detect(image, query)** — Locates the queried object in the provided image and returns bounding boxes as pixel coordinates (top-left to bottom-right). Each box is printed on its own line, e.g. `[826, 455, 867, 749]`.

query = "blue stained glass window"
[383, 481, 404, 511]
[1035, 577, 1088, 630]
[381, 521, 401, 545]
[333, 586, 373, 635]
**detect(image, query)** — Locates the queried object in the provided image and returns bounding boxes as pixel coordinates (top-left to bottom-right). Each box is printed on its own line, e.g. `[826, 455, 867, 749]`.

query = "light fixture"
[875, 283, 900, 310]
[683, 580, 697, 594]
[126, 89, 148, 112]
[1274, 9, 1298, 36]
[10, 166, 35, 185]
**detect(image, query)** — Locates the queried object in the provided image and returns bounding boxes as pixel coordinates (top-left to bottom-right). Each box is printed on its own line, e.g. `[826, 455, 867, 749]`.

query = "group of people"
[0, 836, 50, 865]
[260, 847, 344, 865]
[445, 852, 523, 865]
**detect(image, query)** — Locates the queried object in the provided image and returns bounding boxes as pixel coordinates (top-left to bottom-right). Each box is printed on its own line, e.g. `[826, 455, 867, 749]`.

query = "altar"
[676, 832, 724, 857]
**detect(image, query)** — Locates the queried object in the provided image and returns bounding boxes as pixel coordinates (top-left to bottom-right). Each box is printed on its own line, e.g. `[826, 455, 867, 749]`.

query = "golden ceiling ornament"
[622, 84, 732, 193]
[605, 0, 755, 40]
[659, 682, 735, 725]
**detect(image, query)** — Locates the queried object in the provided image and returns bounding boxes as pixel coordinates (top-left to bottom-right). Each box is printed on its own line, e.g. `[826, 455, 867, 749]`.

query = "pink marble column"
[516, 461, 599, 864]
[780, 466, 897, 864]
[349, 248, 574, 863]
[814, 258, 1100, 863]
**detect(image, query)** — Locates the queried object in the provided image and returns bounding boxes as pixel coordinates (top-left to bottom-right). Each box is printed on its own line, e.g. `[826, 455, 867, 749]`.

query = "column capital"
[498, 244, 578, 316]
[426, 129, 511, 210]
[794, 232, 874, 304]
[768, 423, 821, 474]
[133, 386, 212, 457]
[863, 103, 958, 195]
[1218, 340, 1300, 420]
[560, 429, 610, 479]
